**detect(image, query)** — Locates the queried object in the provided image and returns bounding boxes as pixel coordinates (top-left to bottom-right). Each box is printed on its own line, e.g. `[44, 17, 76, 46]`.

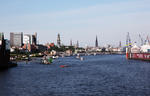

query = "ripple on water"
[0, 55, 150, 96]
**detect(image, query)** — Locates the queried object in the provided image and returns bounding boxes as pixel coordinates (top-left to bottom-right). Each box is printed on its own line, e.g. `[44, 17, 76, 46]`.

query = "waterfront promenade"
[0, 55, 150, 96]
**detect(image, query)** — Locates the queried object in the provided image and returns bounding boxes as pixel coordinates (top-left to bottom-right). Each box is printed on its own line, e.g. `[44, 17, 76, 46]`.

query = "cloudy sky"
[0, 0, 150, 47]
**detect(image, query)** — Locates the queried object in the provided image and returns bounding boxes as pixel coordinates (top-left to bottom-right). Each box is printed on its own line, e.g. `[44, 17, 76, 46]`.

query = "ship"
[126, 44, 150, 61]
[126, 33, 150, 61]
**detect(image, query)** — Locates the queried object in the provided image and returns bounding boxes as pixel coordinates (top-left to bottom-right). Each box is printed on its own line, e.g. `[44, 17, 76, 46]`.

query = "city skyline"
[1, 0, 150, 47]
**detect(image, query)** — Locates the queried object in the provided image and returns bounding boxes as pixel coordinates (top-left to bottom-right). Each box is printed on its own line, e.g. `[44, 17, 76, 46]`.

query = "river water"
[0, 55, 150, 96]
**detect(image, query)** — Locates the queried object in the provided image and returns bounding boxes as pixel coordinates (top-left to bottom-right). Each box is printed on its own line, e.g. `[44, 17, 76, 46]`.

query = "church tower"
[95, 35, 98, 47]
[70, 39, 72, 46]
[77, 40, 79, 48]
[57, 33, 61, 47]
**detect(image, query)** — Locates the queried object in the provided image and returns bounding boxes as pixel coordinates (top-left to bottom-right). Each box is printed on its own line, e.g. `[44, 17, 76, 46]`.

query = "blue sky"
[1, 0, 150, 47]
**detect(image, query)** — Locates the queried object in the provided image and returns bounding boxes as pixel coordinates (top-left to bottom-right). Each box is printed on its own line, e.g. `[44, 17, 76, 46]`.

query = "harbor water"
[0, 55, 150, 96]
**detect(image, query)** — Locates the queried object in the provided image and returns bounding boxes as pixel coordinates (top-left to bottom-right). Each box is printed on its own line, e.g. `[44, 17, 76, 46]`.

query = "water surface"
[0, 55, 150, 96]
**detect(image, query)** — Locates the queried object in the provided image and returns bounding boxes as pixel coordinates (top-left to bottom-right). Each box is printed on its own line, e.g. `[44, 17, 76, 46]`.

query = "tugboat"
[42, 55, 53, 64]
[76, 54, 80, 59]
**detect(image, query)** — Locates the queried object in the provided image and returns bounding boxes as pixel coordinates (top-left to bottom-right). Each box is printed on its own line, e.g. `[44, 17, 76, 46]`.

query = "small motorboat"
[80, 57, 84, 61]
[60, 65, 69, 68]
[42, 55, 53, 64]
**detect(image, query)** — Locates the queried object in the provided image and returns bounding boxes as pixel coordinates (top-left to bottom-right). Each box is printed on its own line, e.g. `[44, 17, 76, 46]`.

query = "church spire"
[70, 39, 72, 46]
[77, 40, 79, 48]
[95, 35, 98, 47]
[57, 33, 61, 47]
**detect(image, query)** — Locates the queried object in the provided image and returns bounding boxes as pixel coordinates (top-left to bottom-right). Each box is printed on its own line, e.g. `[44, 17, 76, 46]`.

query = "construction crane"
[146, 35, 150, 45]
[139, 34, 144, 46]
[119, 41, 122, 48]
[126, 32, 132, 47]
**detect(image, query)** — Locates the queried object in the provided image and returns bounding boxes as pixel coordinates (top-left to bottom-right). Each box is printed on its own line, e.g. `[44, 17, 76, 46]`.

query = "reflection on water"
[0, 55, 150, 96]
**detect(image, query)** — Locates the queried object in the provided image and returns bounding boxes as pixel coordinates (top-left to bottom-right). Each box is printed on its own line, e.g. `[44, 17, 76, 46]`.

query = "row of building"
[10, 32, 37, 52]
[7, 32, 79, 53]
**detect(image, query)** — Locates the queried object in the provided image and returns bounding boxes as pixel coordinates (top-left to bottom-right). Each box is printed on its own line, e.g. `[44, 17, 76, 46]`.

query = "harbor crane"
[146, 35, 150, 45]
[126, 32, 132, 47]
[139, 34, 144, 46]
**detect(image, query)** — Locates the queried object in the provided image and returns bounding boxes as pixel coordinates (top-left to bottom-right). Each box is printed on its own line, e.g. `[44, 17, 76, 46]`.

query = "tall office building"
[23, 32, 37, 45]
[23, 33, 37, 52]
[32, 32, 37, 45]
[23, 34, 31, 44]
[10, 32, 23, 47]
[57, 33, 61, 47]
[95, 35, 98, 47]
